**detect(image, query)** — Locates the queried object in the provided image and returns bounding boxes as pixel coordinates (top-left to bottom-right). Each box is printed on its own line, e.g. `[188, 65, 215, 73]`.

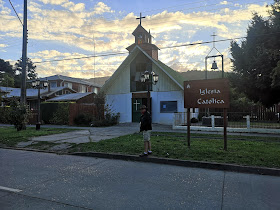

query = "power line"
[33, 31, 280, 64]
[160, 31, 280, 50]
[8, 0, 23, 26]
[33, 51, 128, 64]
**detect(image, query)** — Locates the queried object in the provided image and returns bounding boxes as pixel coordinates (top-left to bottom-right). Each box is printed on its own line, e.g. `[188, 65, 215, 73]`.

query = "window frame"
[160, 101, 178, 113]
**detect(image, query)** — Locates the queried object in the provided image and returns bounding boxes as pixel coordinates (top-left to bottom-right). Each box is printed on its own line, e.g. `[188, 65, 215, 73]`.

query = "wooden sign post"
[184, 78, 230, 150]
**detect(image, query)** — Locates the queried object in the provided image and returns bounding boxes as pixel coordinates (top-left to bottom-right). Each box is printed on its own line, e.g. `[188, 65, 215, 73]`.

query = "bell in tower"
[126, 13, 159, 60]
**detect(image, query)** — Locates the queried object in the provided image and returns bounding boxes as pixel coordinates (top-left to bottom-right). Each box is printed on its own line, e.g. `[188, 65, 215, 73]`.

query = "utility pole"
[93, 35, 96, 85]
[20, 0, 28, 105]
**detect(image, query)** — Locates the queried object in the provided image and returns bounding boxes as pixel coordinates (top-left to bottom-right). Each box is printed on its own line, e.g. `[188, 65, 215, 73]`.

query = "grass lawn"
[0, 127, 76, 147]
[69, 132, 280, 169]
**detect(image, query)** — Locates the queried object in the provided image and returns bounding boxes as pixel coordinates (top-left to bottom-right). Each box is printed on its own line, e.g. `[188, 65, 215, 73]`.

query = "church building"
[102, 21, 186, 125]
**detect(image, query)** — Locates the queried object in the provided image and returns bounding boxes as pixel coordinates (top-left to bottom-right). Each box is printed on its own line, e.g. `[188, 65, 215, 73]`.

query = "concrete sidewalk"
[1, 123, 280, 147]
[31, 123, 142, 144]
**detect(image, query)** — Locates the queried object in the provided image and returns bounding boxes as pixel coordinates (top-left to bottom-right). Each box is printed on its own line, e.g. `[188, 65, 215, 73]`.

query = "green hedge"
[0, 106, 11, 123]
[41, 102, 70, 125]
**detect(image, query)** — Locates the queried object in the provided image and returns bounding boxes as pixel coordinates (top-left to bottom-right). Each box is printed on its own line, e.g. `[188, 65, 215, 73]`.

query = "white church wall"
[105, 64, 130, 95]
[106, 93, 132, 123]
[152, 63, 182, 92]
[151, 90, 184, 125]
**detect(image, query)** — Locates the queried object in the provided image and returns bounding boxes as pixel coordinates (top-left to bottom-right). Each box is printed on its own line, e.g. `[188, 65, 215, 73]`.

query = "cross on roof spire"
[136, 12, 145, 25]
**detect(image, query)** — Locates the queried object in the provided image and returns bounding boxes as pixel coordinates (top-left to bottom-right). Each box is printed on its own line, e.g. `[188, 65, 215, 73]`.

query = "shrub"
[49, 103, 69, 125]
[0, 106, 11, 123]
[41, 102, 69, 125]
[229, 113, 244, 122]
[9, 99, 30, 131]
[41, 103, 59, 124]
[191, 117, 199, 123]
[74, 113, 93, 126]
[198, 113, 203, 121]
[90, 91, 120, 127]
[91, 112, 120, 127]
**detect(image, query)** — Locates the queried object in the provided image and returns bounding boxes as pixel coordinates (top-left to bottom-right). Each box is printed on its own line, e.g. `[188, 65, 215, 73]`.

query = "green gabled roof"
[154, 60, 185, 86]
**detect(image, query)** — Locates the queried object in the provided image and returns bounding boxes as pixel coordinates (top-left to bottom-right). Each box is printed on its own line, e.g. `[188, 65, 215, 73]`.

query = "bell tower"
[126, 13, 159, 60]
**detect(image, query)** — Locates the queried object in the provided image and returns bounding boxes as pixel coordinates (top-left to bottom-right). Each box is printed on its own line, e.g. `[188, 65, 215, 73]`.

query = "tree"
[230, 0, 280, 107]
[271, 61, 280, 89]
[1, 74, 14, 87]
[0, 59, 14, 76]
[0, 58, 15, 87]
[14, 57, 37, 87]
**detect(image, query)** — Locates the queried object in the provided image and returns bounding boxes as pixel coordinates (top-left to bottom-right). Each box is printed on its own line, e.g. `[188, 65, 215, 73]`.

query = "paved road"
[0, 149, 279, 209]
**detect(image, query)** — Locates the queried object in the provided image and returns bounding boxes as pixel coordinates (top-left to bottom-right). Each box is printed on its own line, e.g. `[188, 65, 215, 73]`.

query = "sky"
[0, 0, 274, 79]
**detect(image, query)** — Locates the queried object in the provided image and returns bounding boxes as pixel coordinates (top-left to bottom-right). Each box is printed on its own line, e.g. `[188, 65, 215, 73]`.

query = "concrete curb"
[71, 152, 280, 177]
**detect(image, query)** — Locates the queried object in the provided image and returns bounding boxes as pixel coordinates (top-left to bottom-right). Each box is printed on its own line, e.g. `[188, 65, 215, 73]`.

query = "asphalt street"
[0, 148, 280, 210]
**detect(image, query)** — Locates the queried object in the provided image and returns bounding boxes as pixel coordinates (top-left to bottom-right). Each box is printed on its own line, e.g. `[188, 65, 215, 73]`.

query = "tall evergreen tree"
[14, 57, 38, 88]
[230, 0, 280, 107]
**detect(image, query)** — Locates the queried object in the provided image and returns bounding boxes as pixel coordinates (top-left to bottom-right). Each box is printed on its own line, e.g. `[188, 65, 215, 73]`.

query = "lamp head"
[140, 74, 146, 83]
[153, 73, 159, 83]
[32, 80, 37, 87]
[43, 81, 48, 88]
[144, 70, 150, 80]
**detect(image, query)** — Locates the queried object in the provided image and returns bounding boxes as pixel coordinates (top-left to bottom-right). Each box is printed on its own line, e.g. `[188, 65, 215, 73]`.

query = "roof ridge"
[154, 59, 184, 86]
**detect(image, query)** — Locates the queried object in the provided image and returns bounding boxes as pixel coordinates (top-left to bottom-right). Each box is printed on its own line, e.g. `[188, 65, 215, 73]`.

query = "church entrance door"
[132, 98, 146, 122]
[132, 97, 152, 122]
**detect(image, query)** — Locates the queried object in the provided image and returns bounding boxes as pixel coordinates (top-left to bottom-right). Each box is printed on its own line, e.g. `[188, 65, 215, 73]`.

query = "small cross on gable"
[136, 12, 145, 25]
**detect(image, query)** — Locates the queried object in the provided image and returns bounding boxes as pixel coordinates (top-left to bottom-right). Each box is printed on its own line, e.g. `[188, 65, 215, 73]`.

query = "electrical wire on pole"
[8, 0, 23, 26]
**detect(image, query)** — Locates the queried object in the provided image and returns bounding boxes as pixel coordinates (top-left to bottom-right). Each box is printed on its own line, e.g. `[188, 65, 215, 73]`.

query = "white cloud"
[62, 2, 85, 12]
[93, 2, 114, 14]
[38, 0, 69, 5]
[220, 1, 228, 5]
[30, 49, 127, 78]
[0, 1, 271, 78]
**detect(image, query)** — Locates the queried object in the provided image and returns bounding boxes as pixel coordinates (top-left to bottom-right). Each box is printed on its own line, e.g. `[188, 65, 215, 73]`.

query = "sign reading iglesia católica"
[184, 78, 230, 108]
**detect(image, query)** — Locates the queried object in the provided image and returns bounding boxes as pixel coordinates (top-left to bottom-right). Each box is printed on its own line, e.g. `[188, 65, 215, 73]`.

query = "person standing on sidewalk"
[139, 105, 152, 157]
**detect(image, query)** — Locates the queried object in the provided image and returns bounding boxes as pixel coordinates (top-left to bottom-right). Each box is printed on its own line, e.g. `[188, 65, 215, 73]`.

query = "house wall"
[57, 81, 97, 93]
[106, 93, 132, 123]
[46, 88, 76, 99]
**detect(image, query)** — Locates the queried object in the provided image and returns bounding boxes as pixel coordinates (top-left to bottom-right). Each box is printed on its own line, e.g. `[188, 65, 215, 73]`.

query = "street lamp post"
[140, 70, 159, 112]
[32, 79, 48, 130]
